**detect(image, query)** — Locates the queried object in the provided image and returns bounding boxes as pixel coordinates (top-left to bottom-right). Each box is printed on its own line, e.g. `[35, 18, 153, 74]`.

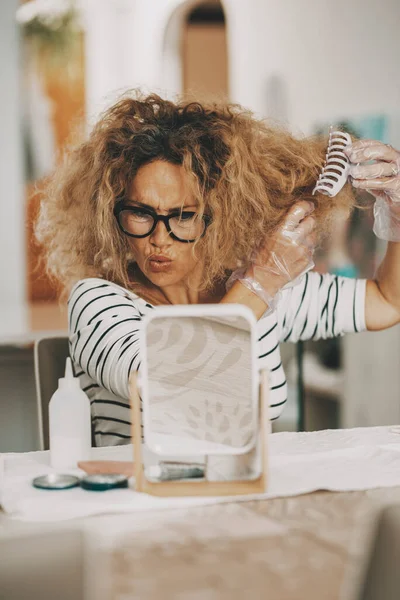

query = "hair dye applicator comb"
[312, 127, 351, 197]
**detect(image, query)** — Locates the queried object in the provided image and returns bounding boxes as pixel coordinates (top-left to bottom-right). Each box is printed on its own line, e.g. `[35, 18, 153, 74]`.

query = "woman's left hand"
[344, 139, 400, 242]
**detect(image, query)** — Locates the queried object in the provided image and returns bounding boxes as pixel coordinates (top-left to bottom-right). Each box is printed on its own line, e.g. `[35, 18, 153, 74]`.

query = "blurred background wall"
[84, 0, 400, 134]
[0, 0, 26, 332]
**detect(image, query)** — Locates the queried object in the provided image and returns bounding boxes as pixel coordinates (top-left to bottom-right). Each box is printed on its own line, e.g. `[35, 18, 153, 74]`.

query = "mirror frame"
[129, 303, 270, 497]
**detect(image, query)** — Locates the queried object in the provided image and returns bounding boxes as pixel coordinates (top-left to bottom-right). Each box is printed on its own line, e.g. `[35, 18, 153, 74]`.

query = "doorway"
[182, 1, 228, 103]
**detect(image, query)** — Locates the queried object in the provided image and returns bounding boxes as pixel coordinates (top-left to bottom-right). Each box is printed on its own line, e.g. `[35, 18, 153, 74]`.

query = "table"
[2, 486, 400, 600]
[101, 486, 400, 600]
[2, 427, 400, 599]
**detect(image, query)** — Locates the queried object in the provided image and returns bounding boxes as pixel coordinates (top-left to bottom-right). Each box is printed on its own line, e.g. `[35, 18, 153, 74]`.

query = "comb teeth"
[312, 127, 351, 197]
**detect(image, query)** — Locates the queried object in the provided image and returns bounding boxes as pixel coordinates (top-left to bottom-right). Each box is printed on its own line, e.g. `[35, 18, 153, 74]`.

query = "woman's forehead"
[129, 160, 198, 210]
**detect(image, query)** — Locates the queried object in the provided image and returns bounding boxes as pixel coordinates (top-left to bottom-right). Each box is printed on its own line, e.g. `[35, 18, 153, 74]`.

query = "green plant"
[20, 3, 82, 69]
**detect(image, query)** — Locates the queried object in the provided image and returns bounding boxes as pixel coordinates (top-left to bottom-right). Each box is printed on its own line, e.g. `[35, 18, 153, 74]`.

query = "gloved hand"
[227, 200, 316, 312]
[344, 140, 400, 242]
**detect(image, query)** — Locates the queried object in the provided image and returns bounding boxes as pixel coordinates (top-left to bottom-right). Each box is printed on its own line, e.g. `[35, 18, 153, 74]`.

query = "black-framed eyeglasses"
[114, 203, 212, 243]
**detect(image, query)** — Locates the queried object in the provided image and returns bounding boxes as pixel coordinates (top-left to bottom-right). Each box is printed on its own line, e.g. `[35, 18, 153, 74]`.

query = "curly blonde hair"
[36, 91, 356, 299]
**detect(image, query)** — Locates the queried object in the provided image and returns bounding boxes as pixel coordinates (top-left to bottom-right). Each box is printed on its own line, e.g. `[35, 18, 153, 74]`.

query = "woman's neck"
[129, 264, 225, 306]
[160, 284, 225, 306]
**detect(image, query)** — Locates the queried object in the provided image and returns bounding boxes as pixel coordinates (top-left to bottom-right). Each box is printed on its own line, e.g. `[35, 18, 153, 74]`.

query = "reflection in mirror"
[145, 314, 255, 453]
[137, 307, 265, 485]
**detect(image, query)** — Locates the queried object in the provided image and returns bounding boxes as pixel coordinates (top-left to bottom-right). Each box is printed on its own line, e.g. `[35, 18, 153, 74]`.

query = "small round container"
[32, 474, 81, 490]
[80, 473, 129, 491]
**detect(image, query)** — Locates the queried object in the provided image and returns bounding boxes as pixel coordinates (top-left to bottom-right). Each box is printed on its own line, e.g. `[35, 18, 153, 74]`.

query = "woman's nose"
[150, 219, 172, 246]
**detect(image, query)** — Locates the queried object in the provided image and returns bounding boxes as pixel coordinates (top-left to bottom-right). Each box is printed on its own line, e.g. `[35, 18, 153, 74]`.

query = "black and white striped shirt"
[68, 272, 366, 446]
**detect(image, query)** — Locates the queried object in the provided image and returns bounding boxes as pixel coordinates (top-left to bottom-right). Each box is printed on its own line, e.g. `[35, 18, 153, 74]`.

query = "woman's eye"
[131, 210, 152, 220]
[179, 212, 196, 221]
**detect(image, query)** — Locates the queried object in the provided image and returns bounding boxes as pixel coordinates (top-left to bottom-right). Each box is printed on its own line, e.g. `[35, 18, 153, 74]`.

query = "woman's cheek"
[128, 239, 144, 262]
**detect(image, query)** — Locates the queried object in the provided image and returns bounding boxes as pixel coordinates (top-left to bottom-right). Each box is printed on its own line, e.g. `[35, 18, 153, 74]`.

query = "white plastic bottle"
[49, 357, 91, 469]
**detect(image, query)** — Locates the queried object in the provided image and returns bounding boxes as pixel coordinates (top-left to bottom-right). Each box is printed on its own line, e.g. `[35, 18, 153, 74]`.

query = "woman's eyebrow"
[126, 199, 198, 212]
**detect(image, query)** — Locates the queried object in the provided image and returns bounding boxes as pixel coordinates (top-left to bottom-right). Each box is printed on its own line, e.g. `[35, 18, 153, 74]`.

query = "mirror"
[135, 304, 267, 487]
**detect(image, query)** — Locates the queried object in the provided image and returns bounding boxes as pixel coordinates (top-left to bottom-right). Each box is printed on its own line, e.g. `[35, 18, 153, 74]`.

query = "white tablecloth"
[2, 426, 400, 522]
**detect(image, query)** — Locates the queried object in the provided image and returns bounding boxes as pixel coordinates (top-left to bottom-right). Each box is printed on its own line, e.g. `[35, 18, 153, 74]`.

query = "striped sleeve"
[277, 272, 367, 343]
[68, 278, 145, 400]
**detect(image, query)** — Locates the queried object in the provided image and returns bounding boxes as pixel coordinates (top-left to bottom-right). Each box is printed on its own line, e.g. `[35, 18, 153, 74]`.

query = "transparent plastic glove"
[345, 139, 400, 242]
[227, 200, 316, 312]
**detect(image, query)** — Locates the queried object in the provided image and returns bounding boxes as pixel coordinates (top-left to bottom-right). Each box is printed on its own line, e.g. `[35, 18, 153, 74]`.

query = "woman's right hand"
[247, 200, 317, 297]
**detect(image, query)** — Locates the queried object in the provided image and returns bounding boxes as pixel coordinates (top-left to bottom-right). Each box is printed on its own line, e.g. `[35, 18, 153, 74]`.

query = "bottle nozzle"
[64, 357, 74, 379]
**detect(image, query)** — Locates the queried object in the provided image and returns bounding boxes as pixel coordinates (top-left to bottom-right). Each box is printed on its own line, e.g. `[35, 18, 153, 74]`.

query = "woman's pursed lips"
[149, 255, 172, 262]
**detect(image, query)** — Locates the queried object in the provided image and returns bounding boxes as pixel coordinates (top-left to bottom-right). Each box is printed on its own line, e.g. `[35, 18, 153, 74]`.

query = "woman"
[36, 93, 400, 447]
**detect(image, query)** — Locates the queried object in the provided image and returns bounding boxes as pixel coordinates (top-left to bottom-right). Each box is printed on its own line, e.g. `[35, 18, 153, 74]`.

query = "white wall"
[82, 0, 198, 125]
[0, 0, 27, 333]
[83, 0, 400, 137]
[225, 0, 400, 135]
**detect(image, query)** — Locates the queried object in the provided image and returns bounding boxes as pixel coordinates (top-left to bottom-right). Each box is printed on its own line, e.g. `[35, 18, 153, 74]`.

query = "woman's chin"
[145, 269, 180, 286]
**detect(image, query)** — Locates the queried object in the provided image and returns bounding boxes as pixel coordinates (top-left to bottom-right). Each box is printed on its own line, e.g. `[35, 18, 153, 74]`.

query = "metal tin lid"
[80, 473, 129, 491]
[32, 474, 81, 490]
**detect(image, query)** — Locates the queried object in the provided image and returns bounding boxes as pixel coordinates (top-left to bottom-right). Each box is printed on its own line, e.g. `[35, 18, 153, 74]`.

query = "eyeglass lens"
[118, 208, 206, 240]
